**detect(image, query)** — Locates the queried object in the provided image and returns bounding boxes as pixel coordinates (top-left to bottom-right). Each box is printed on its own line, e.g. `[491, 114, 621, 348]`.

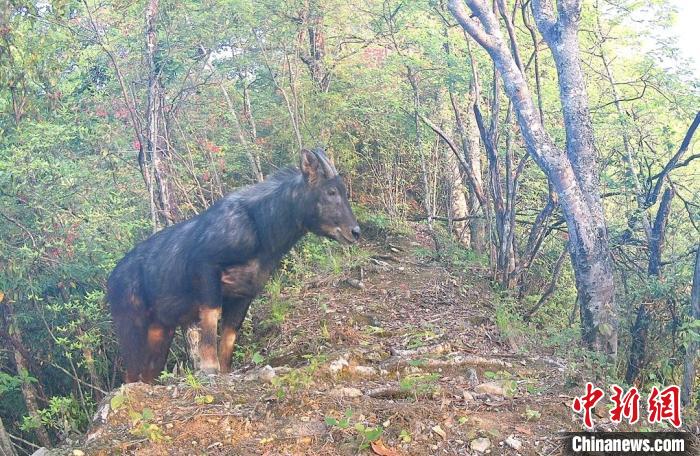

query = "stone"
[258, 365, 276, 383]
[505, 435, 522, 451]
[329, 358, 349, 376]
[474, 381, 508, 397]
[330, 386, 363, 398]
[470, 437, 491, 453]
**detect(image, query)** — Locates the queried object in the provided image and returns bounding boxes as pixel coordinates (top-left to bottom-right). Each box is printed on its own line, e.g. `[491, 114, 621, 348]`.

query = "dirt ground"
[63, 227, 645, 455]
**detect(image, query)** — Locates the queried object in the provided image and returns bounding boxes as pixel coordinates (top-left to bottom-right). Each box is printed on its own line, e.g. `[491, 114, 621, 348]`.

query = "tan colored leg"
[218, 326, 237, 374]
[198, 307, 221, 373]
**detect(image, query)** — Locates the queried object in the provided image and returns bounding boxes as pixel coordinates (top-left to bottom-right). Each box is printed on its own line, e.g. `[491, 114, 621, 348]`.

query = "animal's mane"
[225, 166, 303, 210]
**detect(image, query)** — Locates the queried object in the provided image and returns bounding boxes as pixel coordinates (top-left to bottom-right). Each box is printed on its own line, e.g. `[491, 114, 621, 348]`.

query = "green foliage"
[325, 408, 353, 429]
[325, 408, 383, 450]
[129, 408, 168, 443]
[399, 373, 441, 397]
[271, 354, 327, 399]
[0, 0, 698, 448]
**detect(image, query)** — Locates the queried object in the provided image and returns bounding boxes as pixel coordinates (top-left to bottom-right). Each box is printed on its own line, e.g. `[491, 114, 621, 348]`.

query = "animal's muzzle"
[351, 225, 361, 241]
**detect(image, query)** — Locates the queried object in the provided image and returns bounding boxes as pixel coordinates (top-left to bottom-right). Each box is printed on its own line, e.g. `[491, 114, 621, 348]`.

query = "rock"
[463, 391, 475, 402]
[467, 368, 479, 386]
[31, 449, 50, 456]
[93, 402, 110, 423]
[258, 365, 276, 383]
[349, 365, 377, 377]
[346, 278, 365, 289]
[470, 437, 491, 453]
[72, 451, 85, 456]
[329, 358, 349, 376]
[330, 386, 363, 398]
[505, 435, 522, 451]
[474, 381, 509, 397]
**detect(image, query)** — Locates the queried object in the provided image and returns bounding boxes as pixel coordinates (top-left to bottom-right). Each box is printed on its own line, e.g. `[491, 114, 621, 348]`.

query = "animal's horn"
[312, 148, 338, 178]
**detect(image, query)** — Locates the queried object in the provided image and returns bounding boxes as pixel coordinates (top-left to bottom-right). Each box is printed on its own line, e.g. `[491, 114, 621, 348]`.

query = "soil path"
[79, 231, 579, 455]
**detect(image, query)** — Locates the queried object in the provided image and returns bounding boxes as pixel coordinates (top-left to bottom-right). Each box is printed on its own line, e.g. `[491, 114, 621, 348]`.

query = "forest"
[0, 0, 699, 454]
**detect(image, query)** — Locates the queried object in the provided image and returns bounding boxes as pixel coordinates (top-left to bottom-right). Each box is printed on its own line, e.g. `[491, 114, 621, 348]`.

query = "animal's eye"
[327, 188, 337, 196]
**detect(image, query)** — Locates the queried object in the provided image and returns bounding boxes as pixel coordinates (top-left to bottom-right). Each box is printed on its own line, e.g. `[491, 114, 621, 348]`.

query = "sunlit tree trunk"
[449, 0, 618, 355]
[445, 148, 471, 246]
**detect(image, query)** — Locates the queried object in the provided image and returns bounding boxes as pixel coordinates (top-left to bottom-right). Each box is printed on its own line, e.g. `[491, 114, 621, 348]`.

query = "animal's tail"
[107, 261, 148, 383]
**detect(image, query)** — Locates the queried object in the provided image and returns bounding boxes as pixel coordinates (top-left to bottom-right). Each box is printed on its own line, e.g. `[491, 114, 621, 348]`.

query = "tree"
[0, 416, 17, 456]
[448, 0, 618, 354]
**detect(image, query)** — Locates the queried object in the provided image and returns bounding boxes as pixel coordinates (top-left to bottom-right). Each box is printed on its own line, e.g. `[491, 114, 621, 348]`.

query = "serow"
[107, 148, 360, 383]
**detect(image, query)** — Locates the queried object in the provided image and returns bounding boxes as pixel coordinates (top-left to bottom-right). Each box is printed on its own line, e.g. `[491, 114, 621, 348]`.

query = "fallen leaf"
[432, 424, 447, 439]
[371, 439, 400, 456]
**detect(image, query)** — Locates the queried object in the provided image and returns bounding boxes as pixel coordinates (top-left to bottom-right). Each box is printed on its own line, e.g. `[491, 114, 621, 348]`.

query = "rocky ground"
[47, 227, 662, 455]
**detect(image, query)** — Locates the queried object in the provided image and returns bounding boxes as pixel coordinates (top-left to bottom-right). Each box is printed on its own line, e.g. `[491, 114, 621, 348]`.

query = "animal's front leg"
[198, 306, 221, 374]
[219, 297, 254, 373]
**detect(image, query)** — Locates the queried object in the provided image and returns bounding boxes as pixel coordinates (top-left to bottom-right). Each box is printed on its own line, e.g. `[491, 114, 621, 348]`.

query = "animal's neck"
[248, 173, 308, 264]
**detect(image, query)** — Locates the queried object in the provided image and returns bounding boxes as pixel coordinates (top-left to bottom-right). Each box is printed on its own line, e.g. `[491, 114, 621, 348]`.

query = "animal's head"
[300, 148, 360, 244]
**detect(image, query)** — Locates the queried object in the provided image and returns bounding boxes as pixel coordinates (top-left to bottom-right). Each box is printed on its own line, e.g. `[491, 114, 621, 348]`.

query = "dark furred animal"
[108, 149, 360, 383]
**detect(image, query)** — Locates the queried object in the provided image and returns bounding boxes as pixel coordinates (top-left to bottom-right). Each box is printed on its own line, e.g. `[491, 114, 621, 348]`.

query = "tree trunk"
[445, 148, 470, 246]
[648, 187, 675, 276]
[144, 0, 177, 229]
[408, 68, 439, 252]
[449, 0, 618, 355]
[681, 247, 700, 406]
[0, 416, 17, 456]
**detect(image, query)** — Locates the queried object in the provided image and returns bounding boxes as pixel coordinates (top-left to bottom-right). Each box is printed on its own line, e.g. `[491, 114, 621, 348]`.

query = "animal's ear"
[300, 148, 323, 186]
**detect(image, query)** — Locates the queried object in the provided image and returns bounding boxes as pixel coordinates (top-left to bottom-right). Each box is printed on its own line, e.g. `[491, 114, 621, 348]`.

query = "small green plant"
[325, 408, 383, 451]
[184, 370, 203, 390]
[129, 408, 168, 442]
[399, 373, 441, 397]
[354, 423, 383, 450]
[325, 408, 353, 429]
[251, 351, 265, 365]
[268, 299, 292, 326]
[406, 329, 438, 349]
[399, 428, 412, 443]
[157, 370, 176, 383]
[22, 395, 90, 437]
[271, 354, 327, 399]
[524, 408, 541, 421]
[484, 370, 513, 380]
[194, 394, 214, 405]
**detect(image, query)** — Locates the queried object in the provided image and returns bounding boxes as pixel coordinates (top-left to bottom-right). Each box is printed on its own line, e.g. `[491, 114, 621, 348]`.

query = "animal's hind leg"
[219, 298, 253, 374]
[141, 324, 175, 383]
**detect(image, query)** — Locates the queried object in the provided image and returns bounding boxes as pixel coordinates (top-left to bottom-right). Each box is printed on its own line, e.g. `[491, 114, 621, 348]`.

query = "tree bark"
[449, 0, 618, 355]
[0, 416, 17, 456]
[445, 147, 471, 246]
[648, 187, 675, 276]
[144, 0, 178, 229]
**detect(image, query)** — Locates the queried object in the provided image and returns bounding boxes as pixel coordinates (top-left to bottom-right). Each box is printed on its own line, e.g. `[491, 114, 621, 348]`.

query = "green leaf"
[110, 394, 126, 411]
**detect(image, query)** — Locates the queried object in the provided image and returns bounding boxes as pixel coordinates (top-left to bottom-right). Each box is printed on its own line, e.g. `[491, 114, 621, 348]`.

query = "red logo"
[572, 382, 605, 428]
[647, 385, 681, 428]
[609, 385, 640, 424]
[572, 383, 682, 428]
